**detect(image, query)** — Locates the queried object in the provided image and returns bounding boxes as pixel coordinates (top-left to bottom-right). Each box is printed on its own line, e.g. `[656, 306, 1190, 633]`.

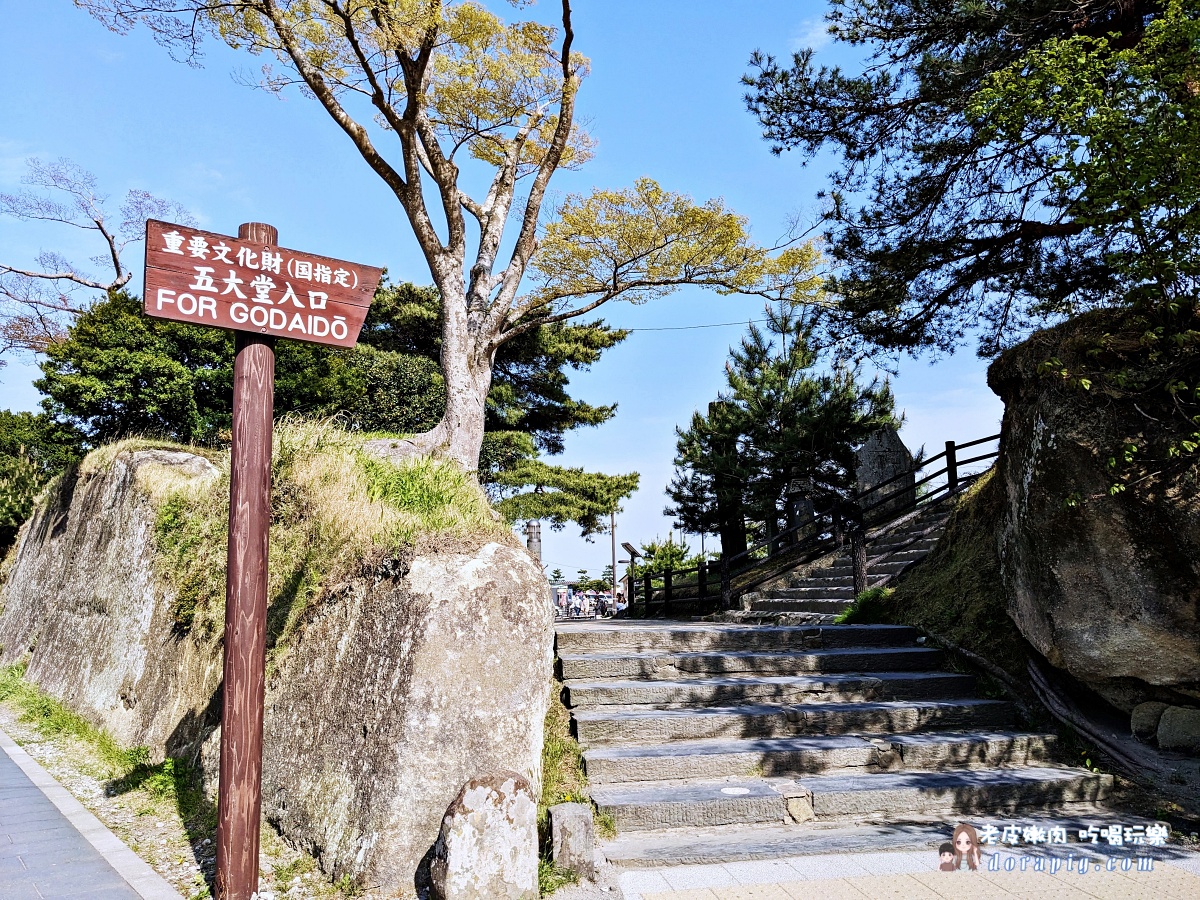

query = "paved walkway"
[0, 728, 181, 900]
[618, 846, 1200, 900]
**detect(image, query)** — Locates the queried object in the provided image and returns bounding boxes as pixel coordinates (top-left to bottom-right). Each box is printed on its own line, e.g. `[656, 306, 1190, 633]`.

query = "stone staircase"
[735, 501, 953, 622]
[556, 621, 1114, 867]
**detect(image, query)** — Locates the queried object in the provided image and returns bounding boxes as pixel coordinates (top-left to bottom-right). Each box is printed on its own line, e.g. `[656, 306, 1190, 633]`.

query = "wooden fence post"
[663, 568, 673, 617]
[697, 558, 708, 604]
[643, 571, 654, 618]
[945, 440, 959, 494]
[720, 557, 732, 611]
[832, 499, 845, 547]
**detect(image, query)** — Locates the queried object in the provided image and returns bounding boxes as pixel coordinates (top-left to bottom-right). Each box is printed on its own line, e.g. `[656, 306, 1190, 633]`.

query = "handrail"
[627, 432, 1001, 617]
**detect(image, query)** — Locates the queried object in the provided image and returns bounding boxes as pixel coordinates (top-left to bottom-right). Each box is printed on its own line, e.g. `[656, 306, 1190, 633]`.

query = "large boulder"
[0, 448, 225, 755]
[260, 542, 552, 892]
[988, 313, 1200, 711]
[0, 444, 554, 896]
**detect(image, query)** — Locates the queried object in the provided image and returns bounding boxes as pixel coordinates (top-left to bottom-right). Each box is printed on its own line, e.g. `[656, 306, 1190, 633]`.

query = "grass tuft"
[0, 662, 147, 777]
[835, 586, 893, 624]
[144, 418, 503, 648]
[538, 858, 579, 894]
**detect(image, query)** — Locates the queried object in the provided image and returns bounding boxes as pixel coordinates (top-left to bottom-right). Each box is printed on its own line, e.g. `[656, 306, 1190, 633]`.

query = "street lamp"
[619, 543, 641, 617]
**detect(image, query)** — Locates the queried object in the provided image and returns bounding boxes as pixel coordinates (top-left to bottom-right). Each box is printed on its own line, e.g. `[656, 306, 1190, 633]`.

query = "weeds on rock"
[147, 418, 503, 651]
[0, 662, 147, 777]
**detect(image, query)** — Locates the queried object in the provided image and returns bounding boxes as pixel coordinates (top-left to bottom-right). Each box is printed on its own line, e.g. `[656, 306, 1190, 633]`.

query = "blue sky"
[0, 1, 1003, 576]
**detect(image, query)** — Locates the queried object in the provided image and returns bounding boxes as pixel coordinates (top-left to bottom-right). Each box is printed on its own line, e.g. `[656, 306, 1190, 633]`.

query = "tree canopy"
[79, 0, 824, 468]
[743, 0, 1194, 357]
[33, 281, 636, 534]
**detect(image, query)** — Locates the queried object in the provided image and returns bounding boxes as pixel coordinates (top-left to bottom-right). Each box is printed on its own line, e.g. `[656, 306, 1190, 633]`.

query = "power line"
[626, 317, 767, 332]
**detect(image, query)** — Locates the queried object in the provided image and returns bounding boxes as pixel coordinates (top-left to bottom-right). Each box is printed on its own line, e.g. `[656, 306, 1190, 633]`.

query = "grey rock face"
[0, 449, 224, 757]
[430, 772, 539, 900]
[854, 427, 914, 522]
[548, 802, 596, 880]
[259, 542, 554, 894]
[1157, 707, 1200, 755]
[0, 447, 554, 897]
[1131, 702, 1170, 742]
[988, 316, 1200, 711]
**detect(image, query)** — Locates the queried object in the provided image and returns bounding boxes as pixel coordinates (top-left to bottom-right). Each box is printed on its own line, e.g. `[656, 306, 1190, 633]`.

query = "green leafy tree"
[549, 568, 564, 583]
[490, 458, 638, 537]
[667, 304, 898, 555]
[81, 0, 823, 470]
[743, 0, 1178, 356]
[0, 450, 40, 552]
[0, 410, 83, 474]
[0, 410, 84, 552]
[634, 535, 701, 578]
[36, 284, 635, 533]
[35, 292, 364, 445]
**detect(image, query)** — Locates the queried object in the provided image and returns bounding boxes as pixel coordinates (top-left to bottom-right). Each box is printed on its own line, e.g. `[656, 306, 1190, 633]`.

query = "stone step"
[601, 820, 950, 866]
[761, 585, 857, 599]
[592, 778, 788, 831]
[600, 806, 1134, 866]
[781, 575, 855, 589]
[583, 730, 1055, 783]
[573, 698, 1016, 746]
[592, 766, 1111, 832]
[743, 598, 853, 614]
[799, 766, 1113, 818]
[564, 671, 975, 708]
[559, 646, 942, 680]
[554, 623, 918, 656]
[825, 559, 912, 575]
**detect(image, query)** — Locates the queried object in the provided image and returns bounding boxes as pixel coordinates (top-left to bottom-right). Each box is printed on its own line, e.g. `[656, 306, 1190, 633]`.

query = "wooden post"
[610, 510, 617, 615]
[945, 440, 959, 495]
[697, 558, 708, 604]
[663, 568, 673, 617]
[719, 556, 731, 612]
[832, 499, 845, 547]
[643, 571, 654, 618]
[215, 222, 277, 900]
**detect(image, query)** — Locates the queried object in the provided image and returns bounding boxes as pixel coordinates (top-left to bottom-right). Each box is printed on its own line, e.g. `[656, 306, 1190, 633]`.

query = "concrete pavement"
[0, 727, 182, 900]
[617, 845, 1200, 900]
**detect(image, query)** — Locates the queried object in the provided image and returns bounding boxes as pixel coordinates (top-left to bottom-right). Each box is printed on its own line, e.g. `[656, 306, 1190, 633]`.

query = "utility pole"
[610, 509, 617, 608]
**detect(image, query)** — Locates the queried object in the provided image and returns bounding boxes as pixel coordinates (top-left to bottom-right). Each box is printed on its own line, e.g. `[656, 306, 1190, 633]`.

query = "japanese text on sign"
[143, 220, 383, 348]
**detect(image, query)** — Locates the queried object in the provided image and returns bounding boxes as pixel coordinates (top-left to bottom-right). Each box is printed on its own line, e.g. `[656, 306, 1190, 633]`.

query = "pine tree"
[667, 303, 899, 556]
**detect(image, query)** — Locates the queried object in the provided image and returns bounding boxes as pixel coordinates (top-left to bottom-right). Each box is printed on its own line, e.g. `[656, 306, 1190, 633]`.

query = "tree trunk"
[364, 287, 494, 474]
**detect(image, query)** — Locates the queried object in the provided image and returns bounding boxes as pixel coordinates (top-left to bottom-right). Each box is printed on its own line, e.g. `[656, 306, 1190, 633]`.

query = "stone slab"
[554, 624, 919, 655]
[573, 699, 1016, 746]
[564, 672, 974, 708]
[583, 730, 1055, 784]
[798, 766, 1113, 817]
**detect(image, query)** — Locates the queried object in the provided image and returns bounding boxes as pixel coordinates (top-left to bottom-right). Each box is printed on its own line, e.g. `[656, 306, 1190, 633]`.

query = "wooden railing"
[626, 433, 1000, 618]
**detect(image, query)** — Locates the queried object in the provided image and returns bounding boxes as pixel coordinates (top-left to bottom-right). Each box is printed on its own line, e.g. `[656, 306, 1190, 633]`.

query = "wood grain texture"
[215, 224, 278, 900]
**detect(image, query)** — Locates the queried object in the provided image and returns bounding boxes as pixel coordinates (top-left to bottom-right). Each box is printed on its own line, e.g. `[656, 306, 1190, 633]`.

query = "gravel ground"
[0, 705, 368, 900]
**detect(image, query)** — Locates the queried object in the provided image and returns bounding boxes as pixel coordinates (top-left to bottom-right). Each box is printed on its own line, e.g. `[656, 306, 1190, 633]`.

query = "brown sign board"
[143, 219, 383, 347]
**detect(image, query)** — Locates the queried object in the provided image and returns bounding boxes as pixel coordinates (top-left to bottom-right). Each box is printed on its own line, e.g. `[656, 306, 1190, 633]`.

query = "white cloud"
[789, 16, 833, 53]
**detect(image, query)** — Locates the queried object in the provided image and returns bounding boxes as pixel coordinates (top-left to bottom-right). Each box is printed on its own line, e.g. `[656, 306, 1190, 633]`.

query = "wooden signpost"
[144, 221, 383, 900]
